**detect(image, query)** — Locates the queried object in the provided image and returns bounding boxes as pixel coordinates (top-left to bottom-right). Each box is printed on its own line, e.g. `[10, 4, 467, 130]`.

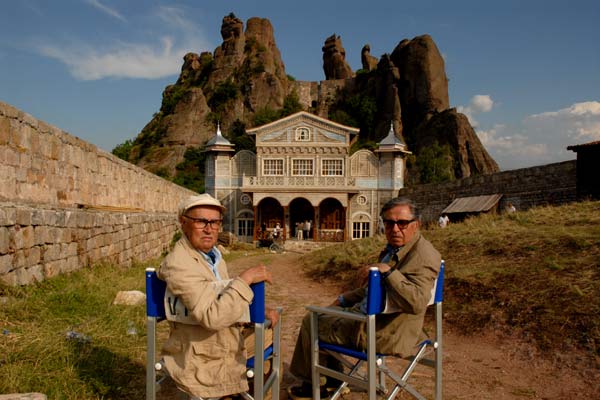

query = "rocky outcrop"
[414, 108, 499, 178]
[128, 15, 498, 180]
[130, 14, 289, 175]
[361, 45, 378, 71]
[391, 35, 450, 136]
[374, 54, 403, 141]
[322, 34, 353, 80]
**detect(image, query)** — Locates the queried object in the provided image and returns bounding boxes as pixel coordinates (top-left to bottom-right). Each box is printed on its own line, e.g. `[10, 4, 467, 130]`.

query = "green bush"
[111, 139, 133, 162]
[416, 140, 454, 184]
[208, 80, 239, 110]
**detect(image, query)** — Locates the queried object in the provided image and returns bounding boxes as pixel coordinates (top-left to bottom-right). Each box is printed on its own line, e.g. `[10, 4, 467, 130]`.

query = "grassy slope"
[303, 201, 600, 359]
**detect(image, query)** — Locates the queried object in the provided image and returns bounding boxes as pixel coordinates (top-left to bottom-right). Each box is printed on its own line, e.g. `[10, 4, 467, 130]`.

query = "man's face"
[383, 204, 419, 248]
[179, 206, 221, 253]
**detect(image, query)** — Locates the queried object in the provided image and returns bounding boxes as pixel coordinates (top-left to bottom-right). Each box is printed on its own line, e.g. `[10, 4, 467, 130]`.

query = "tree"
[111, 139, 134, 161]
[416, 141, 454, 184]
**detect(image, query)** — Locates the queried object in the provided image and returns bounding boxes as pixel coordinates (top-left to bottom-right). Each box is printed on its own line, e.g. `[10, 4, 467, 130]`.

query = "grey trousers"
[289, 307, 365, 382]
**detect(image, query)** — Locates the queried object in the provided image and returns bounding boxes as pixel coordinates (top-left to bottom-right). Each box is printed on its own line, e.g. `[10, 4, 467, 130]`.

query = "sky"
[1, 0, 599, 171]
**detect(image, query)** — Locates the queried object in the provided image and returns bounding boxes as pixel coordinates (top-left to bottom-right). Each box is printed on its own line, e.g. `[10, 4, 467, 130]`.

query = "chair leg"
[147, 317, 157, 400]
[310, 312, 321, 400]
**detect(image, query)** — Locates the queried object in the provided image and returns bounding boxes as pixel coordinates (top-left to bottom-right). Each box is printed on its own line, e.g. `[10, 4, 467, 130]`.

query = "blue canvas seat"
[145, 268, 282, 400]
[306, 260, 445, 400]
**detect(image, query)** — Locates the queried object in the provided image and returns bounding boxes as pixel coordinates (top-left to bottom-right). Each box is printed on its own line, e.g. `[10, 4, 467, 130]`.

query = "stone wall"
[0, 101, 196, 285]
[398, 160, 577, 222]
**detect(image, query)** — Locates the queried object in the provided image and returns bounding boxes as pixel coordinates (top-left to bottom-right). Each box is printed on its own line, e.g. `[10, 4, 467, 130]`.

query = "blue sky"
[1, 0, 599, 171]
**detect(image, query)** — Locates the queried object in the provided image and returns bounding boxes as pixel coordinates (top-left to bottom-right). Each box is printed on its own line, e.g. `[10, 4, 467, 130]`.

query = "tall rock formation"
[322, 34, 353, 80]
[361, 44, 378, 71]
[391, 35, 449, 136]
[129, 13, 289, 175]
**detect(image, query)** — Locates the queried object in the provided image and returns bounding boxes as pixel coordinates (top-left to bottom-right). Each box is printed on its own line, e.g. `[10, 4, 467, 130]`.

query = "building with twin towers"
[204, 111, 410, 243]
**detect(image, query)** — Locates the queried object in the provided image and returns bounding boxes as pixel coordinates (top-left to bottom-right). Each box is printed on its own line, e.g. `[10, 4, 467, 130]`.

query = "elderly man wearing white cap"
[157, 193, 277, 399]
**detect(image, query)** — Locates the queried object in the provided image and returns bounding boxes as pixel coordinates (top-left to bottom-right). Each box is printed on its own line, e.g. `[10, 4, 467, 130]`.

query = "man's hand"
[357, 263, 392, 286]
[239, 264, 273, 285]
[266, 306, 280, 326]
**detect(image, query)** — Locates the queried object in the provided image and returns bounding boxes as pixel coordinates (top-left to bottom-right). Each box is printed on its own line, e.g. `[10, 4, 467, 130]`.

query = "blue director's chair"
[145, 268, 282, 400]
[307, 260, 445, 400]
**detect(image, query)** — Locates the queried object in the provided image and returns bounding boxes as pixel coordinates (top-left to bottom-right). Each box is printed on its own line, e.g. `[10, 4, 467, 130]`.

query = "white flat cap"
[178, 194, 226, 216]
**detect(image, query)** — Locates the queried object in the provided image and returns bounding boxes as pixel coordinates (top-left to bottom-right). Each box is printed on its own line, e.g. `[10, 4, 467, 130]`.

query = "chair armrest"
[306, 305, 368, 322]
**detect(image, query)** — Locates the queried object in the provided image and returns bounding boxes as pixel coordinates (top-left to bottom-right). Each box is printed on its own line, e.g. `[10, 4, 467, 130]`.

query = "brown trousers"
[289, 308, 365, 382]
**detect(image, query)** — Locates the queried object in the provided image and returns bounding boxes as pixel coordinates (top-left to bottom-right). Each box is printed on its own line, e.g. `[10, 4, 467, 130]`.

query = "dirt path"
[228, 252, 599, 400]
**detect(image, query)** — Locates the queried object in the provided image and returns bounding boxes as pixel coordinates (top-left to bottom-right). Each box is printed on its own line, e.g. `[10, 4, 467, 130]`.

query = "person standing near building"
[438, 214, 449, 228]
[296, 221, 304, 240]
[305, 220, 312, 240]
[273, 222, 282, 239]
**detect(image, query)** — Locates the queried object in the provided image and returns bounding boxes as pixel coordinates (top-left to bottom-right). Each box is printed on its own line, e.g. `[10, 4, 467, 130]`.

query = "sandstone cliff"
[125, 14, 498, 182]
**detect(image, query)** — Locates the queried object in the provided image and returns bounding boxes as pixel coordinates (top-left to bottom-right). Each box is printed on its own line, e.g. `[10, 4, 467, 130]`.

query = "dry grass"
[303, 201, 600, 361]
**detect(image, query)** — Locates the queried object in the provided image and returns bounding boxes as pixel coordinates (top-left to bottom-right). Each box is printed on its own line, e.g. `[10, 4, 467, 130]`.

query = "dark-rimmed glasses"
[383, 219, 415, 230]
[182, 215, 223, 230]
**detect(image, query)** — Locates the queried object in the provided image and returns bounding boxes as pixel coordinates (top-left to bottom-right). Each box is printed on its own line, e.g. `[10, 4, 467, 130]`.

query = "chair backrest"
[145, 268, 266, 323]
[366, 259, 445, 314]
[433, 259, 445, 304]
[249, 282, 266, 323]
[146, 268, 166, 319]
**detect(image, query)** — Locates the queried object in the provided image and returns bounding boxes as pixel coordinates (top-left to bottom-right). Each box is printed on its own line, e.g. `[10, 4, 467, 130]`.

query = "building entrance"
[256, 198, 284, 240]
[318, 198, 345, 241]
[289, 198, 314, 240]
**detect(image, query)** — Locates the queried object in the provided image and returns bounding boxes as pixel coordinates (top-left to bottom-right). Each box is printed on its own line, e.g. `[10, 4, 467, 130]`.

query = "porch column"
[343, 206, 348, 241]
[253, 205, 258, 240]
[283, 205, 288, 241]
[313, 205, 318, 241]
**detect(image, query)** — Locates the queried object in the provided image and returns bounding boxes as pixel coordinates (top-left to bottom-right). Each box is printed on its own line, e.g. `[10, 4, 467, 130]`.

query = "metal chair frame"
[145, 267, 281, 400]
[307, 260, 445, 400]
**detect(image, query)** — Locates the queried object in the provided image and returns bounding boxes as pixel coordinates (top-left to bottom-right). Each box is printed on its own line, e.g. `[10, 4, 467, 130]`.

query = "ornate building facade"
[204, 112, 410, 243]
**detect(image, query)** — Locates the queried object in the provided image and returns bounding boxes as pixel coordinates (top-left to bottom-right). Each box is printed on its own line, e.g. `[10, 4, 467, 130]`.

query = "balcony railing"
[242, 175, 356, 188]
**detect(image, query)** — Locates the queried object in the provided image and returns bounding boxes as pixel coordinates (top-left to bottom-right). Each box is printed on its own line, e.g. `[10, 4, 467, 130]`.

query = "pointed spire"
[206, 121, 233, 147]
[376, 121, 410, 154]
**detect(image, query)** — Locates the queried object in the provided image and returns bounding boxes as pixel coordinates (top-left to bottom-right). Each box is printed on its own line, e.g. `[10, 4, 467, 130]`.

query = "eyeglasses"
[383, 219, 415, 230]
[182, 215, 223, 229]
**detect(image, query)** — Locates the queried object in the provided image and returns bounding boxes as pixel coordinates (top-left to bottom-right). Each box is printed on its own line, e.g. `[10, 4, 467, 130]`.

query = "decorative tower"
[375, 122, 412, 194]
[204, 123, 235, 227]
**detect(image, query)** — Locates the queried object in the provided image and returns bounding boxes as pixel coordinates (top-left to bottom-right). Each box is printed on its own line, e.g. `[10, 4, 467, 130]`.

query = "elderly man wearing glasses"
[288, 197, 441, 399]
[157, 194, 278, 399]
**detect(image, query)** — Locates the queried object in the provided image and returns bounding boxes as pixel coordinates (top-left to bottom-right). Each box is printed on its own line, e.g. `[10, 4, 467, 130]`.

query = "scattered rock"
[0, 394, 47, 400]
[113, 290, 146, 306]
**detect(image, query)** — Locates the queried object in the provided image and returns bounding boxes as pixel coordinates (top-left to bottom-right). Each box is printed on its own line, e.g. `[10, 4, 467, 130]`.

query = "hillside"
[302, 200, 600, 364]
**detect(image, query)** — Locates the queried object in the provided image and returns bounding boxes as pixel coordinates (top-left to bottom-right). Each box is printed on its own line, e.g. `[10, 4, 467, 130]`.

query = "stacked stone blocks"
[0, 101, 196, 285]
[399, 160, 577, 222]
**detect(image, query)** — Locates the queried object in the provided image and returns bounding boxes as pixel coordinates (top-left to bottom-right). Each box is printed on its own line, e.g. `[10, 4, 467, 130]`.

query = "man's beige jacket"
[157, 236, 254, 398]
[343, 232, 442, 356]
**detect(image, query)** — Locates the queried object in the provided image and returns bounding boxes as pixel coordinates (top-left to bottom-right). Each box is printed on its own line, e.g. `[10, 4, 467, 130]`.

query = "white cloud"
[85, 0, 127, 23]
[36, 6, 211, 80]
[474, 101, 600, 170]
[527, 101, 600, 143]
[39, 37, 184, 80]
[457, 94, 494, 127]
